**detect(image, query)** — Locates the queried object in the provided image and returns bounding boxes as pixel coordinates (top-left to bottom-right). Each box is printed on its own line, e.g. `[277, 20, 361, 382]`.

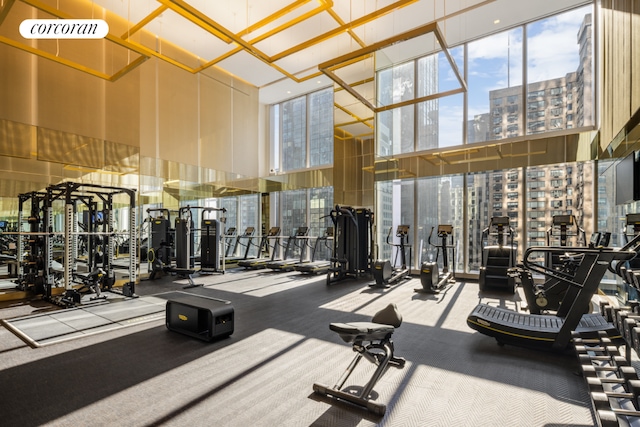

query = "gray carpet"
[0, 268, 595, 426]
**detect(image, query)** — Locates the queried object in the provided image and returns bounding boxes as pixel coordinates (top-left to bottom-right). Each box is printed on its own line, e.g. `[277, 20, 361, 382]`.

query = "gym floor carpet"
[0, 268, 597, 426]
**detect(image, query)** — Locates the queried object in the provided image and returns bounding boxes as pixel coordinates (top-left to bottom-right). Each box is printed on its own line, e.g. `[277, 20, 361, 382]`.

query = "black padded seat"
[329, 322, 395, 342]
[314, 303, 405, 415]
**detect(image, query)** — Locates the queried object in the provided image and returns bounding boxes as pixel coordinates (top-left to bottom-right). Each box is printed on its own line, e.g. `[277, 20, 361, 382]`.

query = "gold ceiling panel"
[0, 0, 421, 86]
[0, 0, 149, 81]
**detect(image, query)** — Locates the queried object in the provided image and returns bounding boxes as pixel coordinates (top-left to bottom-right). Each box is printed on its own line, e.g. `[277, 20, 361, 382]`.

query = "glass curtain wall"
[309, 88, 334, 167]
[526, 9, 594, 134]
[466, 169, 522, 272]
[468, 28, 523, 142]
[416, 176, 464, 273]
[272, 187, 333, 260]
[597, 159, 640, 300]
[272, 87, 334, 172]
[377, 160, 600, 275]
[375, 180, 415, 264]
[376, 176, 464, 272]
[373, 4, 592, 157]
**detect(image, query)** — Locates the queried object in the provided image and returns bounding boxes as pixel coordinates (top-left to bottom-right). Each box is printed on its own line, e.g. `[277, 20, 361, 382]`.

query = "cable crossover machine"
[326, 205, 374, 286]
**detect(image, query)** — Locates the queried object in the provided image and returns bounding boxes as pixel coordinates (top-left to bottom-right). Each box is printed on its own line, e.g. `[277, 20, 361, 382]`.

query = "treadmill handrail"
[523, 246, 637, 289]
[607, 233, 640, 275]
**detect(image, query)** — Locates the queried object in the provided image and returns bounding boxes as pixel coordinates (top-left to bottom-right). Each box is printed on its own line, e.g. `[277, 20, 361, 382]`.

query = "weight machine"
[146, 208, 175, 280]
[199, 207, 227, 274]
[14, 182, 137, 307]
[326, 205, 374, 286]
[613, 213, 640, 295]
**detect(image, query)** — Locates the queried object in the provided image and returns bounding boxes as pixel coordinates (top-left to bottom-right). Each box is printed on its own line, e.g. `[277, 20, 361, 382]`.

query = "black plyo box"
[166, 293, 234, 341]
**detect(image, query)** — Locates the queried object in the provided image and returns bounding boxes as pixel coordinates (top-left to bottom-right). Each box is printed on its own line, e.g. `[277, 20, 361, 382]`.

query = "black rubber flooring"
[0, 268, 596, 426]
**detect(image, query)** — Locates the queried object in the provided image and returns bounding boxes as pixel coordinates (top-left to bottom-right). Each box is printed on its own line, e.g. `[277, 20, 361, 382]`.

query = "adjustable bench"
[313, 303, 405, 415]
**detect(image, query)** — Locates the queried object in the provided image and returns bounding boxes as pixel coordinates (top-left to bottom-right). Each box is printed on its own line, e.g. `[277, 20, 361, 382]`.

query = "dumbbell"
[589, 377, 640, 411]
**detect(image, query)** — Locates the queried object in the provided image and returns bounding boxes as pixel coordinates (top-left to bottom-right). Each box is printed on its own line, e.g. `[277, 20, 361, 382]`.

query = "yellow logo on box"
[178, 314, 188, 321]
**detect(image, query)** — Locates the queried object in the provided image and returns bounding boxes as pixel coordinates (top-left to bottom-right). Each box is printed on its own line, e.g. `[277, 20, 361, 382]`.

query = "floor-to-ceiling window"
[373, 4, 593, 157]
[271, 87, 334, 173]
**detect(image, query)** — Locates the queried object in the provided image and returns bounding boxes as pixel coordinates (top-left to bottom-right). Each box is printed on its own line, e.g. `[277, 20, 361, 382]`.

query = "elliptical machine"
[372, 225, 411, 287]
[415, 224, 455, 293]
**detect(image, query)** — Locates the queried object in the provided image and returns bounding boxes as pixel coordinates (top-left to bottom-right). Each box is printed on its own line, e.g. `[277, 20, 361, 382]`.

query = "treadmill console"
[490, 216, 510, 228]
[437, 224, 454, 235]
[552, 215, 574, 226]
[396, 225, 410, 235]
[267, 227, 281, 236]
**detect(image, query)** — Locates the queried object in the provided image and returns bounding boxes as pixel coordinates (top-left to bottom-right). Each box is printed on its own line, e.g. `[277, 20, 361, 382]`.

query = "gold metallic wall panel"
[200, 65, 234, 89]
[634, 9, 640, 113]
[199, 73, 233, 171]
[333, 135, 370, 207]
[600, 1, 640, 152]
[138, 58, 158, 159]
[0, 44, 34, 125]
[232, 82, 259, 177]
[0, 119, 32, 158]
[37, 127, 104, 169]
[0, 155, 63, 180]
[0, 0, 28, 39]
[157, 60, 198, 166]
[103, 140, 139, 174]
[105, 65, 141, 147]
[0, 174, 50, 197]
[36, 56, 106, 139]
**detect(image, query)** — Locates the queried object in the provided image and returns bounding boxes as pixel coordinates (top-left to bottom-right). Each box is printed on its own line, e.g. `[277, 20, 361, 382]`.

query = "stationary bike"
[372, 225, 411, 287]
[415, 224, 455, 293]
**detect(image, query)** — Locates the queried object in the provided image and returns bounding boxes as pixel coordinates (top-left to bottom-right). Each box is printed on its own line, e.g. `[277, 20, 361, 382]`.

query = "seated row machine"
[313, 303, 405, 415]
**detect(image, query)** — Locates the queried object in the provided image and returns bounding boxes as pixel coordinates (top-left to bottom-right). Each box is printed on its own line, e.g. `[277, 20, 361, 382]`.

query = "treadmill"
[295, 227, 334, 275]
[467, 245, 637, 352]
[267, 226, 310, 271]
[238, 227, 281, 269]
[224, 227, 256, 264]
